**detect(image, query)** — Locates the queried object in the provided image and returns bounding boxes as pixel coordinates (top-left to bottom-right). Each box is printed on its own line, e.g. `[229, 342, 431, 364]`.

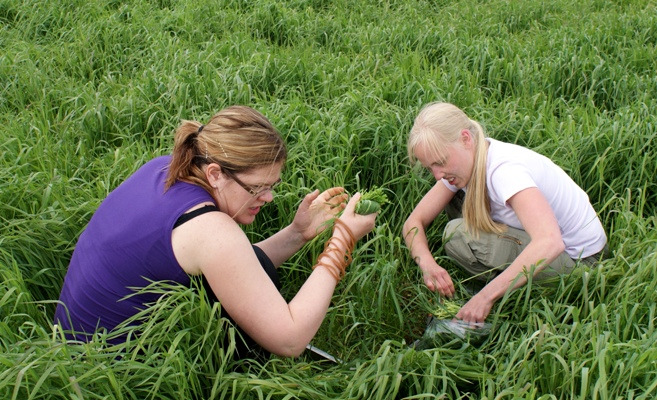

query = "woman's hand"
[291, 187, 348, 242]
[421, 262, 455, 298]
[456, 292, 493, 323]
[337, 193, 377, 240]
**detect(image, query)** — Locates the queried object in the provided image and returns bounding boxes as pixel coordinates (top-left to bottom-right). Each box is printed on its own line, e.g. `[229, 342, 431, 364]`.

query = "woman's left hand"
[456, 292, 494, 323]
[292, 187, 348, 242]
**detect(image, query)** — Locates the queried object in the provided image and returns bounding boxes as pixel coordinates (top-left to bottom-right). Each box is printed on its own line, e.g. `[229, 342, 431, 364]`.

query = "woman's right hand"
[421, 262, 455, 298]
[337, 193, 377, 240]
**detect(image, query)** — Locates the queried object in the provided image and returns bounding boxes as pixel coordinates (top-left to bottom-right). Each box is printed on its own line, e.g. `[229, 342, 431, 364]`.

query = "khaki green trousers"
[443, 218, 608, 283]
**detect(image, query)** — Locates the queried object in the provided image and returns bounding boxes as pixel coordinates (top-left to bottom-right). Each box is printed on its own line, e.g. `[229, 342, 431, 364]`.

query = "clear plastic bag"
[412, 317, 492, 350]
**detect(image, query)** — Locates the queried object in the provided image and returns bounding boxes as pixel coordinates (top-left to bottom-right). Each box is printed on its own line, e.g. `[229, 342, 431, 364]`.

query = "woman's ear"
[205, 163, 223, 188]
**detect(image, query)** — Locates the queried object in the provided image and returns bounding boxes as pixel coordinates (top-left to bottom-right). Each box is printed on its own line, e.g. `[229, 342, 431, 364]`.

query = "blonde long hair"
[165, 105, 287, 194]
[408, 102, 506, 236]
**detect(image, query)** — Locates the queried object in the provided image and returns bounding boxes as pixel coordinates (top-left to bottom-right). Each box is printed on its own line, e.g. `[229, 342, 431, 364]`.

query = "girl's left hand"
[291, 187, 348, 242]
[456, 292, 494, 323]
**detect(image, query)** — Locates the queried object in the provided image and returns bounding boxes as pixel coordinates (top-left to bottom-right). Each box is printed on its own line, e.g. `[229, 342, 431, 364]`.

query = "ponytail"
[165, 121, 214, 194]
[462, 120, 506, 236]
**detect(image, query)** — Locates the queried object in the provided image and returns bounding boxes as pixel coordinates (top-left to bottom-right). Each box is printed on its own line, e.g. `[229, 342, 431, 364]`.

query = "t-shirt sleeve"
[488, 162, 538, 204]
[440, 178, 458, 192]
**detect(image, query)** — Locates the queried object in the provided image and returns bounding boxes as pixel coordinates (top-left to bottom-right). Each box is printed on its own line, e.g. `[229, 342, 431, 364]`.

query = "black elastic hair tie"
[197, 124, 205, 134]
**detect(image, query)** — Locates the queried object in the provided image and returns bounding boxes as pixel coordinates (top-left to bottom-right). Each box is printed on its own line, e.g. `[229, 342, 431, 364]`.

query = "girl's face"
[212, 162, 284, 225]
[414, 130, 476, 189]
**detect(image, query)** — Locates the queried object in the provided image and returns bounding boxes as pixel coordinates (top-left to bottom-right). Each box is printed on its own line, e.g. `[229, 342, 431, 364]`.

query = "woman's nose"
[258, 189, 275, 203]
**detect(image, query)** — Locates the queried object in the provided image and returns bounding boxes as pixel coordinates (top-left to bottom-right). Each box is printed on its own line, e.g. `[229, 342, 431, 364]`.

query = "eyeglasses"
[223, 169, 282, 197]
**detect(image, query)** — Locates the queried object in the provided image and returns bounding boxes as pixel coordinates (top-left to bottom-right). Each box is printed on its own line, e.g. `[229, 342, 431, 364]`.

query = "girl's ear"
[460, 129, 474, 148]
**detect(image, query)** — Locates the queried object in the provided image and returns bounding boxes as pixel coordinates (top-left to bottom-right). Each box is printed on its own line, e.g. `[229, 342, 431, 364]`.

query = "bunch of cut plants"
[413, 291, 493, 350]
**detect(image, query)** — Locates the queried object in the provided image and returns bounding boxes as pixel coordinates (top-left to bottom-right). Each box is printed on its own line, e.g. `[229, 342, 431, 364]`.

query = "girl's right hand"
[422, 263, 455, 298]
[337, 193, 377, 240]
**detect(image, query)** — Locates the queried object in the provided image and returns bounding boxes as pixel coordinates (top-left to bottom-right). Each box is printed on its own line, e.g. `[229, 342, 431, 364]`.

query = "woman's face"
[414, 130, 476, 189]
[214, 162, 284, 225]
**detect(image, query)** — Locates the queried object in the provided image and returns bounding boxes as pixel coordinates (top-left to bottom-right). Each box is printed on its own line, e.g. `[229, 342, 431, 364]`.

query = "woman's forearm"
[262, 228, 352, 356]
[255, 224, 307, 267]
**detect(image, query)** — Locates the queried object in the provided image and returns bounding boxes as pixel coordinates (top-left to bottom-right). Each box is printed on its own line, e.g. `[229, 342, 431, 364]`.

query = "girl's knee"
[443, 218, 466, 242]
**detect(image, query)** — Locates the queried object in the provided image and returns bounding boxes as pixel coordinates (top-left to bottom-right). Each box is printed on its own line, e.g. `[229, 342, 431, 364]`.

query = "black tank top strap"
[173, 204, 219, 229]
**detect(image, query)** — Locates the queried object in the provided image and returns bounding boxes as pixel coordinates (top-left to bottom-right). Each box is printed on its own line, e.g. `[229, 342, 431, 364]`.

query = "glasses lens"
[270, 179, 282, 191]
[224, 169, 281, 197]
[253, 179, 282, 196]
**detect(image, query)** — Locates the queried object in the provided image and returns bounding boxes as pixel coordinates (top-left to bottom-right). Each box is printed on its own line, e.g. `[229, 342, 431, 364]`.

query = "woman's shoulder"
[172, 208, 249, 275]
[139, 155, 172, 170]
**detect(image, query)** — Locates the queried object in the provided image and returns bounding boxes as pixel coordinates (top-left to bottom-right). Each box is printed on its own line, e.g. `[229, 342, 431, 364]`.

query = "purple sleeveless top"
[54, 156, 213, 342]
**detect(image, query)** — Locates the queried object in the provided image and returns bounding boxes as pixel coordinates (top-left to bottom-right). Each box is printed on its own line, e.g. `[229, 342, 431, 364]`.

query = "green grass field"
[1, 0, 656, 398]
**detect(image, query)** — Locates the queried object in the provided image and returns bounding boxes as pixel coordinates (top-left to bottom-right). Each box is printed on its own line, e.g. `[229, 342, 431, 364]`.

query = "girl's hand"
[422, 263, 455, 298]
[456, 292, 493, 323]
[291, 187, 348, 242]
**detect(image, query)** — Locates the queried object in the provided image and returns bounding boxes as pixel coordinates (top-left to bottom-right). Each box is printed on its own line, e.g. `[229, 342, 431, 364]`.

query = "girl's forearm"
[480, 239, 564, 302]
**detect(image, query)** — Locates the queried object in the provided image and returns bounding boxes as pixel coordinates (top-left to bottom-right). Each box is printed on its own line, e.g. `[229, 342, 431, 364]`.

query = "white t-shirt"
[442, 138, 607, 258]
